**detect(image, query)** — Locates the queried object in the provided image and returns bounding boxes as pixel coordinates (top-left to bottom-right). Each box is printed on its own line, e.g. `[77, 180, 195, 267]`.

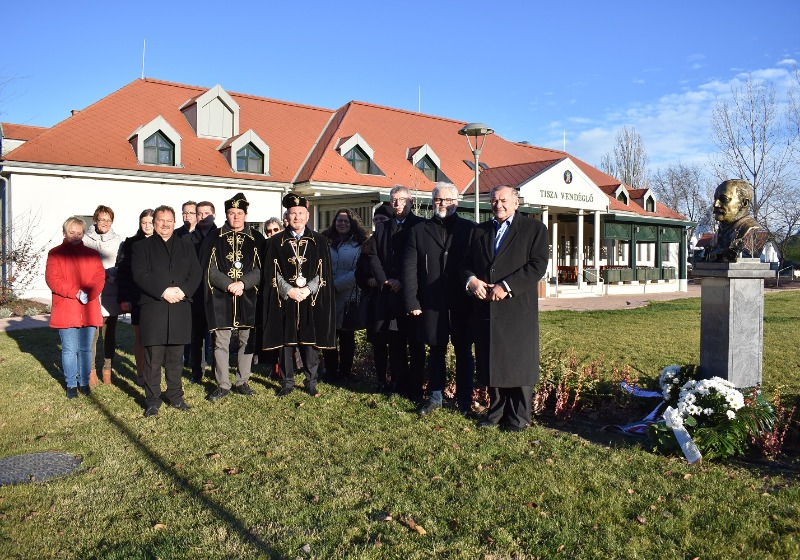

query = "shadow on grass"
[7, 327, 64, 386]
[82, 395, 281, 558]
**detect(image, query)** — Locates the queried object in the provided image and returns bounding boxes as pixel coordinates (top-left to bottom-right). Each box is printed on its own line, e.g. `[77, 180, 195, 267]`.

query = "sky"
[2, 1, 799, 173]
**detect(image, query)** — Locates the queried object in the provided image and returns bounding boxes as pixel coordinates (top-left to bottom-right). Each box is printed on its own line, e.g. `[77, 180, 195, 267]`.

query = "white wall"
[6, 167, 283, 300]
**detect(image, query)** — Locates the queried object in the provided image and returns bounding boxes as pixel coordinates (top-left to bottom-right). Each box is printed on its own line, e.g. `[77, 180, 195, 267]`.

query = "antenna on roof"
[418, 86, 421, 113]
[141, 39, 146, 79]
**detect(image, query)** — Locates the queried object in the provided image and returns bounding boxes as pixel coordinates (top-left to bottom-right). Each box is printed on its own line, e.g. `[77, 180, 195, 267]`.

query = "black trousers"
[143, 344, 184, 409]
[189, 311, 211, 377]
[324, 329, 356, 379]
[485, 386, 533, 428]
[390, 315, 426, 400]
[280, 345, 319, 389]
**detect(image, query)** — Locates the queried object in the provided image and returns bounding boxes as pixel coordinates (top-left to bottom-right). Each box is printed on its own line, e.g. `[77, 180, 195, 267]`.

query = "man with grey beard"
[403, 182, 476, 415]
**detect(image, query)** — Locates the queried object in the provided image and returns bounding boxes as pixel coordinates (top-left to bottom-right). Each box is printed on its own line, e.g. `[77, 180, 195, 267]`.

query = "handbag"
[341, 286, 369, 330]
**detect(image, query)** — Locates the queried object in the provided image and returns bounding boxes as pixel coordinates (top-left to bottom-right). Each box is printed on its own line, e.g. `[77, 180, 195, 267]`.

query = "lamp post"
[459, 122, 494, 223]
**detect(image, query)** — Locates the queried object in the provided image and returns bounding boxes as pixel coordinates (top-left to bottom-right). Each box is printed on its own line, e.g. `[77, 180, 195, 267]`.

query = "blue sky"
[3, 1, 799, 171]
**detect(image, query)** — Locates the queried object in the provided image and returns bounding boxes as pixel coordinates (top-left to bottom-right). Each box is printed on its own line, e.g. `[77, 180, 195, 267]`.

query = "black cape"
[261, 228, 335, 350]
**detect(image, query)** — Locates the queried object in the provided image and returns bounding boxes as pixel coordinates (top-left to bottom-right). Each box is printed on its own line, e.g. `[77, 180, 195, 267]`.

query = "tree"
[600, 125, 650, 189]
[710, 75, 794, 224]
[650, 162, 714, 238]
[769, 187, 800, 268]
[1, 211, 52, 303]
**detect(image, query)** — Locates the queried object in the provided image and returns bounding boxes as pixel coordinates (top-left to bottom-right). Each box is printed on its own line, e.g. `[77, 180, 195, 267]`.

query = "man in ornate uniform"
[261, 193, 335, 397]
[204, 193, 264, 401]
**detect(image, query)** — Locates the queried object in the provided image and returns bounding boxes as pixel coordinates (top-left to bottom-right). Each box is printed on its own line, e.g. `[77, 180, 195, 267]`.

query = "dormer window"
[337, 133, 384, 175]
[237, 144, 264, 174]
[144, 132, 174, 165]
[128, 115, 182, 167]
[645, 196, 655, 212]
[409, 144, 449, 183]
[418, 155, 446, 182]
[218, 129, 270, 175]
[345, 145, 370, 174]
[617, 191, 628, 204]
[180, 85, 240, 140]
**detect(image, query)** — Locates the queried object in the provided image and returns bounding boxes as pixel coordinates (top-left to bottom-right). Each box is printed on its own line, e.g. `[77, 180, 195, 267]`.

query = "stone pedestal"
[693, 260, 773, 388]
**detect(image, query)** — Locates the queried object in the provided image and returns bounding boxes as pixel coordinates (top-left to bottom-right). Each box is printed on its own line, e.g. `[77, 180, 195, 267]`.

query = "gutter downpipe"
[0, 174, 8, 295]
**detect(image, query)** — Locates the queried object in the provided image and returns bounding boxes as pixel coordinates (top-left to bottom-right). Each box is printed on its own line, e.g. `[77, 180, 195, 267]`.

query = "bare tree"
[650, 162, 714, 238]
[769, 187, 800, 268]
[710, 75, 794, 224]
[599, 125, 650, 189]
[1, 211, 52, 303]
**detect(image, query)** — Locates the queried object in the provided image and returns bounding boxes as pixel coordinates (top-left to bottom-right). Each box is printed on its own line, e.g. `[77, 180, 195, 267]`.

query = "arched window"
[645, 196, 655, 212]
[143, 132, 174, 165]
[236, 144, 264, 174]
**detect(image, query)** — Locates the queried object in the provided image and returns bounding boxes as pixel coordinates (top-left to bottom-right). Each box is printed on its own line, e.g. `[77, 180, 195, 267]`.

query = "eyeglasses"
[390, 197, 409, 205]
[96, 218, 112, 223]
[433, 198, 456, 205]
[266, 227, 281, 234]
[182, 211, 196, 216]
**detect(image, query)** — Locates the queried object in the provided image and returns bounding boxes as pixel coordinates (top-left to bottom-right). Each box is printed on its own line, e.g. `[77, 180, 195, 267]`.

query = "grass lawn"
[0, 292, 798, 559]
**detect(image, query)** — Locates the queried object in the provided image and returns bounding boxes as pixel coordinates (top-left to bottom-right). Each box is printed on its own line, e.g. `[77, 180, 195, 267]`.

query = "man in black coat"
[187, 201, 218, 383]
[204, 193, 264, 402]
[261, 193, 335, 397]
[462, 186, 549, 431]
[133, 205, 202, 417]
[403, 182, 475, 415]
[365, 185, 425, 399]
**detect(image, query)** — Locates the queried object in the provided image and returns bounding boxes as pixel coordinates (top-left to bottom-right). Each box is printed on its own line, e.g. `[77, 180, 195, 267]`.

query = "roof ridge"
[346, 99, 471, 127]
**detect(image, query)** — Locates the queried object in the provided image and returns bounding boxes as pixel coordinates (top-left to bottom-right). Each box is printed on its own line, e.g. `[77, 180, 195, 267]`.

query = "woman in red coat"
[45, 217, 105, 398]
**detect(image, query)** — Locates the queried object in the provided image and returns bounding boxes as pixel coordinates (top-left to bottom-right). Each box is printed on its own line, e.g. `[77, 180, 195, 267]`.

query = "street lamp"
[459, 122, 494, 223]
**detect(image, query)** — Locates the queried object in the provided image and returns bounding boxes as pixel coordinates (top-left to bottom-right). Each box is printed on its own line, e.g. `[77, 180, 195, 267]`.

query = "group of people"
[45, 182, 549, 430]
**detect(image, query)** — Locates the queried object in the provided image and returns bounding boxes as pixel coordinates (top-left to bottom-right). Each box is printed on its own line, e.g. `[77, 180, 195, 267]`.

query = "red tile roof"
[3, 79, 333, 183]
[1, 122, 47, 141]
[1, 78, 689, 222]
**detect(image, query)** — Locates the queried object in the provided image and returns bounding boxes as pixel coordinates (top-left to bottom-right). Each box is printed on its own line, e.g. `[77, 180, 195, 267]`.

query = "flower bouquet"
[648, 365, 776, 461]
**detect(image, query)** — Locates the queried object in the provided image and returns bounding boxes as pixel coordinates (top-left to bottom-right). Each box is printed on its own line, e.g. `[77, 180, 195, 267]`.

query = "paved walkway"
[539, 284, 701, 311]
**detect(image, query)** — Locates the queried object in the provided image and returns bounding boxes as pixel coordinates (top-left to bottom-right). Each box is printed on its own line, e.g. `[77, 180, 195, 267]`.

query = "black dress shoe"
[66, 387, 78, 399]
[233, 382, 256, 396]
[144, 406, 159, 417]
[170, 400, 191, 411]
[190, 373, 203, 384]
[502, 424, 527, 432]
[277, 386, 294, 397]
[418, 402, 442, 416]
[207, 388, 230, 402]
[306, 385, 320, 397]
[478, 419, 500, 429]
[78, 386, 91, 396]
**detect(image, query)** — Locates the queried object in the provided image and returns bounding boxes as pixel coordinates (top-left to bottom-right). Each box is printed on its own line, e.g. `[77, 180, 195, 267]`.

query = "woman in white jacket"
[321, 209, 368, 381]
[82, 205, 123, 386]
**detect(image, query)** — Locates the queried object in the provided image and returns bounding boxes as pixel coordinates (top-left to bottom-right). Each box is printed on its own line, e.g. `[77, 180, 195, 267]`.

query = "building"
[1, 78, 691, 300]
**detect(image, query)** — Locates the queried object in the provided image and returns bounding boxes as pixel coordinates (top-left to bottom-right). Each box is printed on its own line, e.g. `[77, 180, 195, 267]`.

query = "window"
[345, 146, 371, 174]
[645, 196, 655, 212]
[417, 155, 437, 181]
[144, 132, 174, 165]
[617, 191, 628, 204]
[236, 144, 264, 174]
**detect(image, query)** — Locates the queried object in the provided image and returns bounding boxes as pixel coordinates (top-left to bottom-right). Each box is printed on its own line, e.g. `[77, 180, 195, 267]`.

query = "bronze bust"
[704, 179, 764, 263]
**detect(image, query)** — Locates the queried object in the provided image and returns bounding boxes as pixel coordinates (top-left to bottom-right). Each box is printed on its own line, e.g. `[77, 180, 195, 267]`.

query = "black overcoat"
[204, 224, 263, 330]
[461, 212, 548, 388]
[132, 234, 201, 347]
[402, 214, 474, 345]
[365, 212, 423, 331]
[261, 228, 336, 350]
